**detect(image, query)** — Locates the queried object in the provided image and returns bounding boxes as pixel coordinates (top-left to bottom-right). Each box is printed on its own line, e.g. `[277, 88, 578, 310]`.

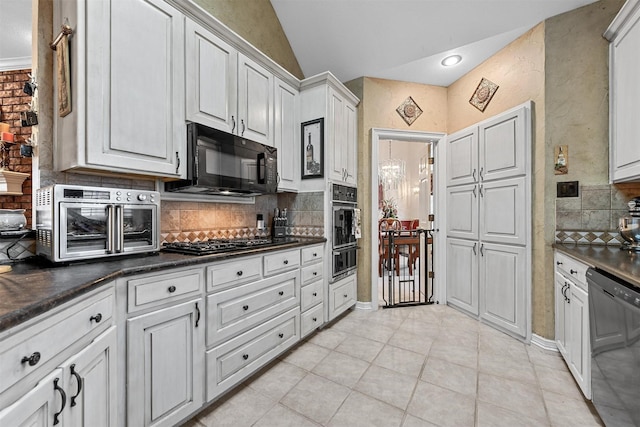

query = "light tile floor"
[184, 304, 603, 427]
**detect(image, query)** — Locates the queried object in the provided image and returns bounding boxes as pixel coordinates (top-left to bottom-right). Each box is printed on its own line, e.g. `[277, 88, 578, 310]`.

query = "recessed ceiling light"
[441, 55, 462, 67]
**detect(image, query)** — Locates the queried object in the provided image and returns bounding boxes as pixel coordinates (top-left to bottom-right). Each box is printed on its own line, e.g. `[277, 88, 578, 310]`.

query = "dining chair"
[378, 218, 401, 276]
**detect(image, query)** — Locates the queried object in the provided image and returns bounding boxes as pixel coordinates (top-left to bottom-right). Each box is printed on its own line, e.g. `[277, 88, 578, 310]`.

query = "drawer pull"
[312, 292, 317, 297]
[313, 272, 318, 276]
[313, 252, 317, 257]
[570, 269, 578, 274]
[53, 378, 66, 425]
[242, 354, 249, 360]
[243, 305, 249, 311]
[69, 364, 83, 407]
[556, 261, 563, 265]
[237, 270, 243, 276]
[21, 351, 41, 367]
[278, 333, 284, 338]
[344, 294, 348, 298]
[90, 313, 102, 324]
[312, 317, 317, 322]
[195, 302, 201, 328]
[283, 260, 289, 265]
[278, 291, 284, 296]
[168, 285, 177, 293]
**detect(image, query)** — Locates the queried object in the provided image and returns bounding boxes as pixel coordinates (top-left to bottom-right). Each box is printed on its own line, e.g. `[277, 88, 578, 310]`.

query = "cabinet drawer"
[206, 308, 300, 400]
[301, 303, 324, 338]
[207, 256, 262, 292]
[555, 252, 590, 289]
[301, 280, 323, 312]
[301, 262, 323, 286]
[264, 249, 300, 276]
[127, 267, 203, 312]
[0, 288, 114, 395]
[207, 270, 299, 346]
[301, 244, 324, 265]
[329, 275, 356, 321]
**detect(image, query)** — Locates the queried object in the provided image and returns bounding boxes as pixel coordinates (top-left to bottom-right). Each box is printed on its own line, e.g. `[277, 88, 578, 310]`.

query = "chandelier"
[379, 141, 406, 190]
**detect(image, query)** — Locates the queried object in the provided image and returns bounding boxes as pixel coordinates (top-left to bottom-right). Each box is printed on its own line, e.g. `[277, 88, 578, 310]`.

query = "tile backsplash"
[555, 183, 640, 245]
[161, 192, 324, 243]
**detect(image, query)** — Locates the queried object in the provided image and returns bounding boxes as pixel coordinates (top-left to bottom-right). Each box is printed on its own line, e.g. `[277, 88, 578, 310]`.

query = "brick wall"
[0, 69, 33, 227]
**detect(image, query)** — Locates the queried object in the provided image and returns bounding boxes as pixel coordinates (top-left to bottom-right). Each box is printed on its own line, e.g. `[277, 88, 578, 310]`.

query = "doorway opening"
[370, 129, 445, 309]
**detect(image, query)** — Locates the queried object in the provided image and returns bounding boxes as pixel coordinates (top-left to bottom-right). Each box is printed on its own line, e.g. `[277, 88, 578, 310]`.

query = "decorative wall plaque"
[469, 78, 499, 112]
[396, 96, 423, 126]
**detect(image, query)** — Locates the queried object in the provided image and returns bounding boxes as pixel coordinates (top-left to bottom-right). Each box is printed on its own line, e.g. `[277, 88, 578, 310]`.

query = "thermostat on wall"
[557, 181, 579, 198]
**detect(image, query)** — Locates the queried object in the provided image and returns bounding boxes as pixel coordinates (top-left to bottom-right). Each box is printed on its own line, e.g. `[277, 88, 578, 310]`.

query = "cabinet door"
[568, 284, 590, 399]
[61, 327, 117, 427]
[610, 7, 640, 182]
[328, 273, 356, 321]
[86, 0, 185, 177]
[238, 53, 273, 146]
[127, 299, 204, 427]
[328, 87, 346, 182]
[185, 19, 238, 133]
[479, 177, 526, 245]
[446, 126, 478, 186]
[274, 78, 299, 191]
[446, 238, 479, 316]
[446, 184, 479, 240]
[478, 105, 527, 182]
[0, 369, 62, 427]
[344, 101, 357, 184]
[479, 242, 526, 338]
[555, 272, 569, 357]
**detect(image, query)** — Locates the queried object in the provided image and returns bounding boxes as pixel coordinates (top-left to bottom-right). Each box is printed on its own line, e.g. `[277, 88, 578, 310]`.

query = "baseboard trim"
[531, 334, 558, 352]
[355, 301, 374, 310]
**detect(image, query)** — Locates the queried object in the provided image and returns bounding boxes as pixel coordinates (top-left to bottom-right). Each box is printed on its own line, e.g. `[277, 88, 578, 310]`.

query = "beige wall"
[194, 0, 303, 79]
[345, 77, 447, 302]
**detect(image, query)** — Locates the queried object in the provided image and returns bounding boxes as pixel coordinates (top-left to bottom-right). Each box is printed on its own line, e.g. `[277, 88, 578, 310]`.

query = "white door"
[479, 177, 526, 245]
[569, 284, 590, 398]
[478, 105, 527, 182]
[446, 238, 479, 316]
[61, 327, 117, 427]
[479, 242, 526, 338]
[446, 184, 478, 240]
[127, 299, 204, 427]
[87, 0, 185, 177]
[238, 53, 273, 146]
[0, 369, 62, 426]
[555, 272, 569, 357]
[274, 78, 299, 191]
[446, 126, 478, 186]
[185, 19, 238, 133]
[329, 87, 346, 182]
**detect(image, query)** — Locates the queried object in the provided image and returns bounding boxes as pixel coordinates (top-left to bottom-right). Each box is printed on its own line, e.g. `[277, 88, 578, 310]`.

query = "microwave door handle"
[257, 153, 266, 184]
[106, 205, 115, 254]
[115, 205, 124, 253]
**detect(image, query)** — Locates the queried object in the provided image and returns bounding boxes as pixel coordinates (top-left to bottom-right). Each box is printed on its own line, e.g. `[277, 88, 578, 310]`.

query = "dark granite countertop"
[554, 243, 640, 289]
[0, 237, 325, 333]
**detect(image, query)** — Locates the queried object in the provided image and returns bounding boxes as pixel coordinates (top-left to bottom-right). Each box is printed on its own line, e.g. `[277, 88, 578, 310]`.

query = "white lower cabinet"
[0, 287, 116, 427]
[446, 238, 479, 316]
[328, 274, 356, 321]
[206, 308, 299, 401]
[300, 244, 325, 337]
[554, 251, 591, 399]
[127, 299, 204, 427]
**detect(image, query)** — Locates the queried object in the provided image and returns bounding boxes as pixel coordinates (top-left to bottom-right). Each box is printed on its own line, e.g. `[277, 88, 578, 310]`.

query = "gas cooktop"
[162, 238, 297, 256]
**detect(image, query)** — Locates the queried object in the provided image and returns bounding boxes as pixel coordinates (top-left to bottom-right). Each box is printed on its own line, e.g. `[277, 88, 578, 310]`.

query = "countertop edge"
[0, 238, 326, 333]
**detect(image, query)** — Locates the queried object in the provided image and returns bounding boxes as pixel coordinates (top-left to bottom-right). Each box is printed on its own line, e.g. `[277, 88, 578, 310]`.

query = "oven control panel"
[332, 183, 357, 203]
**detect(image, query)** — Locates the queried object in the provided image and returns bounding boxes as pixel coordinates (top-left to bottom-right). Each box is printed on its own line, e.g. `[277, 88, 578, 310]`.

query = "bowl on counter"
[0, 209, 26, 231]
[619, 216, 640, 246]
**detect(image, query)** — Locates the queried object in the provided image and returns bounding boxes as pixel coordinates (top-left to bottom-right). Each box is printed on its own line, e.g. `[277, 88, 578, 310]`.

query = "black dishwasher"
[587, 267, 640, 427]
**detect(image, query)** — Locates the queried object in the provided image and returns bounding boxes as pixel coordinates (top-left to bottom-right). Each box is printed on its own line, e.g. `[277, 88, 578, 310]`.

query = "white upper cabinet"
[185, 19, 238, 134]
[185, 20, 274, 147]
[479, 177, 527, 245]
[446, 127, 478, 186]
[605, 0, 640, 182]
[478, 108, 527, 182]
[274, 78, 299, 191]
[54, 0, 186, 178]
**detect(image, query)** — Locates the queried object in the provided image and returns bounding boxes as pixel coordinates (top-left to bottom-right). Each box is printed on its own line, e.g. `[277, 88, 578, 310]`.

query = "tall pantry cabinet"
[445, 102, 531, 340]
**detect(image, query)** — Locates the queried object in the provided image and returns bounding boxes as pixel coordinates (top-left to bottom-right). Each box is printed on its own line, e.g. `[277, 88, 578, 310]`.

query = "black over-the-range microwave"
[165, 123, 278, 196]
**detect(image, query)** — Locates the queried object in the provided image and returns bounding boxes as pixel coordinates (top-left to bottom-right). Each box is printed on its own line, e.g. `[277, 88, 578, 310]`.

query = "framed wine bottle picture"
[301, 118, 324, 179]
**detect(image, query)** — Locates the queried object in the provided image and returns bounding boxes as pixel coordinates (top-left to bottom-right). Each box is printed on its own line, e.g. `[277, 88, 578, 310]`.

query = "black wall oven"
[331, 183, 359, 281]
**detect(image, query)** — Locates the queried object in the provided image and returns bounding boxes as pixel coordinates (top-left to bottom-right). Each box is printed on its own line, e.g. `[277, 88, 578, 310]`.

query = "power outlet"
[557, 181, 579, 198]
